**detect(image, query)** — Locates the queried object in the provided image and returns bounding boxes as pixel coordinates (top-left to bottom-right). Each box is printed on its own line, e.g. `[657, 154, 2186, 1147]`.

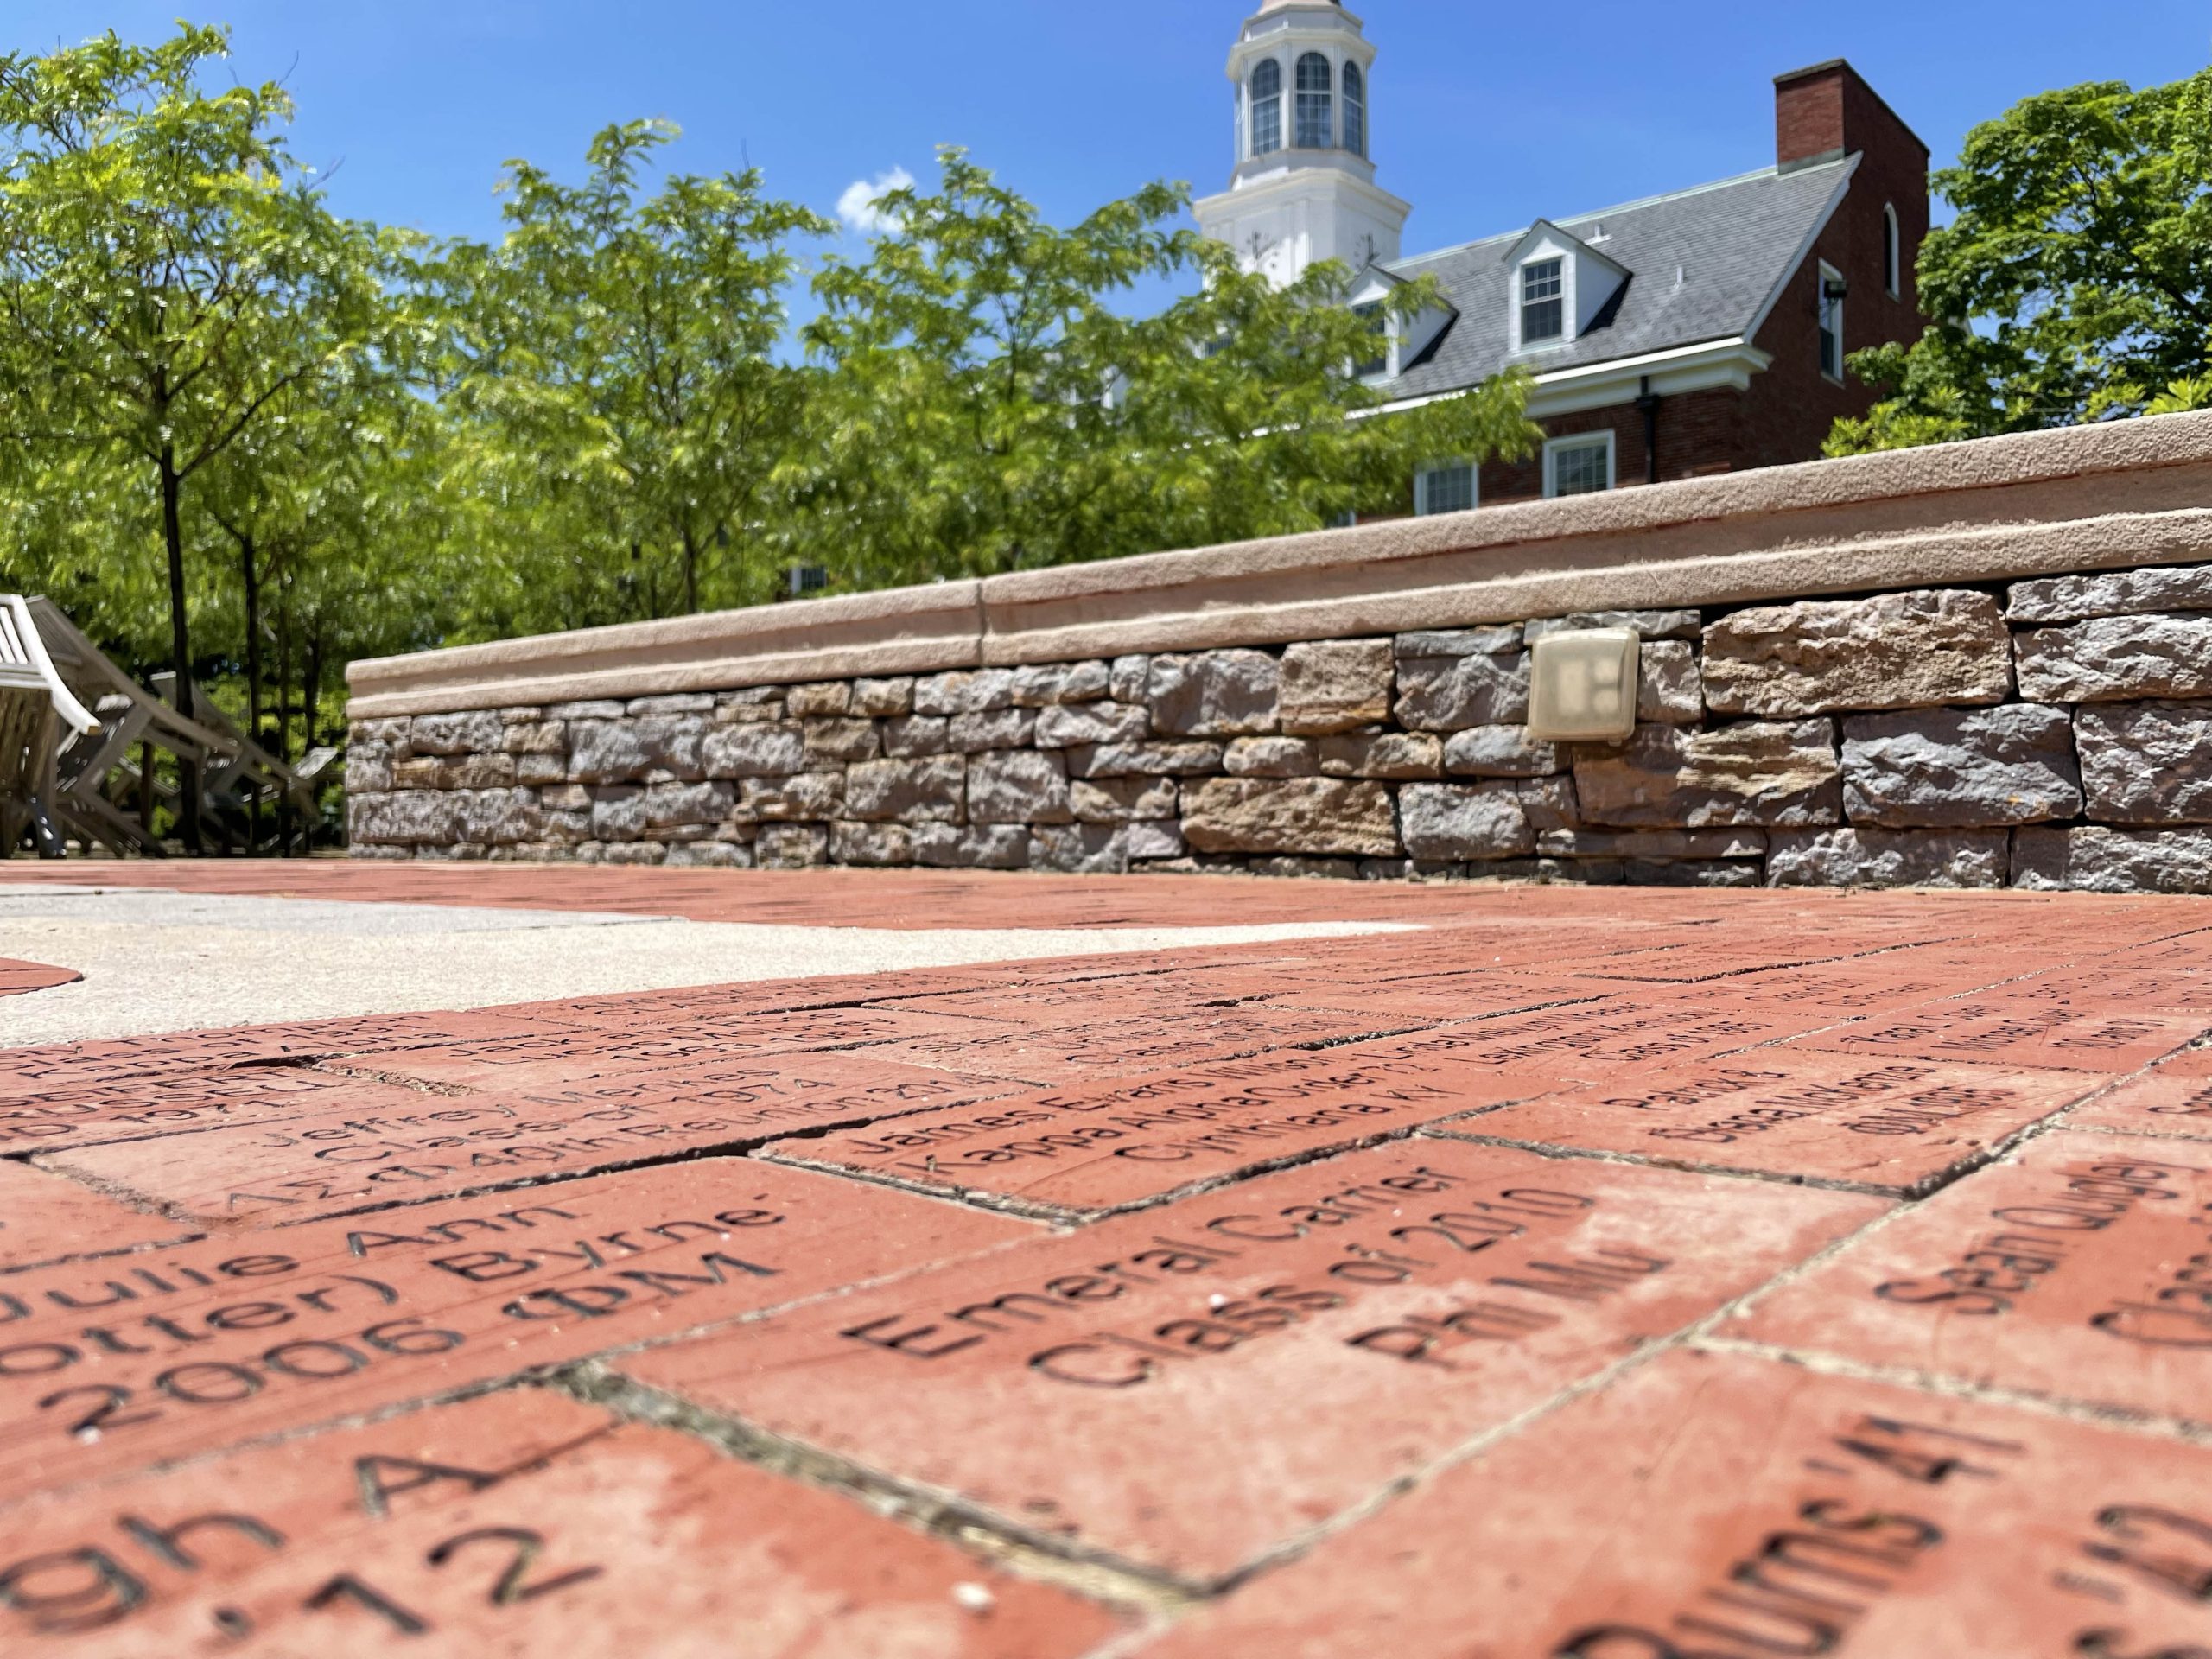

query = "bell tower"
[1193, 0, 1411, 285]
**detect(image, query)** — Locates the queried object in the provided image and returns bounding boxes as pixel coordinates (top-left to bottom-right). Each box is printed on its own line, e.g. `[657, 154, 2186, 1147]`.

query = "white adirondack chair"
[0, 596, 100, 858]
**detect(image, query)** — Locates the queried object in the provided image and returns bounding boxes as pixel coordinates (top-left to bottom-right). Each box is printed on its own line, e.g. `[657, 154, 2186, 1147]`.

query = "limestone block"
[1573, 721, 1842, 829]
[1125, 820, 1186, 861]
[1395, 626, 1521, 657]
[1224, 737, 1319, 778]
[1538, 828, 1766, 860]
[540, 784, 592, 811]
[1524, 610, 1701, 642]
[1516, 775, 1579, 832]
[737, 773, 843, 823]
[1399, 782, 1536, 861]
[844, 755, 965, 823]
[1031, 823, 1132, 874]
[881, 716, 950, 758]
[664, 842, 753, 868]
[2007, 563, 2212, 624]
[1181, 778, 1399, 857]
[1393, 651, 1530, 731]
[458, 788, 543, 846]
[347, 791, 455, 846]
[1703, 591, 2012, 715]
[969, 750, 1072, 824]
[1280, 640, 1393, 734]
[353, 717, 411, 748]
[548, 701, 626, 721]
[447, 753, 517, 790]
[599, 842, 666, 866]
[754, 823, 830, 869]
[2013, 826, 2212, 894]
[1630, 861, 1762, 889]
[1767, 827, 2009, 889]
[2014, 614, 2212, 703]
[645, 780, 736, 829]
[2076, 701, 2212, 823]
[515, 753, 567, 786]
[1072, 777, 1178, 823]
[713, 695, 784, 725]
[503, 721, 567, 755]
[627, 694, 714, 716]
[1067, 741, 1225, 779]
[830, 822, 912, 866]
[589, 786, 649, 842]
[702, 722, 807, 779]
[1841, 705, 2081, 828]
[947, 709, 1035, 753]
[540, 810, 593, 846]
[1011, 660, 1110, 707]
[1637, 641, 1704, 723]
[912, 824, 1032, 870]
[1319, 733, 1443, 779]
[1033, 702, 1148, 748]
[346, 747, 395, 796]
[785, 682, 851, 717]
[391, 758, 450, 791]
[1442, 727, 1560, 778]
[851, 677, 915, 717]
[410, 710, 504, 756]
[914, 669, 1014, 716]
[1110, 655, 1150, 703]
[570, 716, 703, 783]
[1148, 651, 1281, 737]
[802, 717, 880, 766]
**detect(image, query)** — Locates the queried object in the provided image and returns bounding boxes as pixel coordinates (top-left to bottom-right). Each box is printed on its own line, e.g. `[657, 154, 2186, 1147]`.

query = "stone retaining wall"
[346, 416, 2212, 891]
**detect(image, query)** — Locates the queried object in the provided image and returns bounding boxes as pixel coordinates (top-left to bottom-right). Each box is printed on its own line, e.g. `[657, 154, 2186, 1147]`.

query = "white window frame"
[1818, 259, 1846, 384]
[1514, 255, 1571, 353]
[1414, 460, 1478, 517]
[1543, 431, 1615, 499]
[1882, 204, 1901, 298]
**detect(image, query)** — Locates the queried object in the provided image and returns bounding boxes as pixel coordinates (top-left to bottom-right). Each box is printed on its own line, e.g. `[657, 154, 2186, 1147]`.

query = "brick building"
[1193, 1, 1930, 511]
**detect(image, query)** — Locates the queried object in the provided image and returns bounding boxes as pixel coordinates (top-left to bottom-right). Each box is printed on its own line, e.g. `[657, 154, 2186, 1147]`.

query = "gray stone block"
[702, 722, 807, 779]
[644, 780, 735, 829]
[346, 747, 395, 796]
[2014, 614, 2212, 703]
[1110, 655, 1150, 703]
[1034, 702, 1147, 748]
[1067, 741, 1225, 779]
[457, 788, 543, 847]
[515, 753, 567, 786]
[547, 701, 626, 721]
[1224, 737, 1319, 778]
[2077, 700, 2212, 823]
[802, 717, 881, 766]
[968, 750, 1072, 824]
[1524, 610, 1701, 642]
[947, 709, 1036, 753]
[1249, 856, 1362, 880]
[664, 841, 753, 868]
[1441, 726, 1561, 778]
[1393, 651, 1530, 731]
[754, 823, 830, 868]
[831, 822, 912, 866]
[540, 784, 592, 811]
[1125, 820, 1187, 861]
[1538, 828, 1765, 859]
[627, 694, 715, 716]
[588, 786, 648, 842]
[348, 791, 456, 846]
[1148, 651, 1281, 737]
[409, 710, 504, 756]
[1319, 733, 1443, 779]
[912, 824, 1032, 869]
[851, 677, 915, 716]
[881, 715, 950, 757]
[1181, 778, 1401, 856]
[1573, 721, 1841, 829]
[737, 773, 843, 822]
[914, 669, 1015, 716]
[1280, 639, 1394, 734]
[1031, 823, 1132, 874]
[570, 715, 702, 783]
[1637, 640, 1704, 723]
[1071, 776, 1179, 823]
[1394, 626, 1521, 657]
[1011, 660, 1110, 707]
[1516, 775, 1579, 832]
[2012, 825, 2212, 893]
[1704, 591, 2013, 715]
[1841, 705, 2081, 828]
[2006, 563, 2212, 624]
[1399, 782, 1536, 861]
[844, 755, 965, 823]
[1767, 827, 2009, 889]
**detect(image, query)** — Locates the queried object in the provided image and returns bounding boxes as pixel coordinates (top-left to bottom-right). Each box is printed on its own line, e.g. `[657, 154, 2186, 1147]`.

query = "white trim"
[1882, 203, 1901, 298]
[1364, 336, 1774, 423]
[1818, 259, 1846, 385]
[1742, 154, 1860, 343]
[1414, 458, 1478, 516]
[1544, 431, 1617, 499]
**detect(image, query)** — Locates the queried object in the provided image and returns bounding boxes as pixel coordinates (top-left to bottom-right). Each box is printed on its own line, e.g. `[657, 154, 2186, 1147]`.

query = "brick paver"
[3, 861, 2210, 1655]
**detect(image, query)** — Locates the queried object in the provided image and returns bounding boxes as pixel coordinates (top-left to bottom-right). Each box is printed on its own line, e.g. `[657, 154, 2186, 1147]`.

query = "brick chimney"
[1775, 59, 1929, 174]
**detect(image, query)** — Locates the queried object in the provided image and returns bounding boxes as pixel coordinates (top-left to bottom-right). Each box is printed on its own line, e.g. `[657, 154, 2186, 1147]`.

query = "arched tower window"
[1295, 53, 1334, 149]
[1249, 60, 1283, 158]
[1343, 60, 1367, 157]
[1883, 203, 1901, 298]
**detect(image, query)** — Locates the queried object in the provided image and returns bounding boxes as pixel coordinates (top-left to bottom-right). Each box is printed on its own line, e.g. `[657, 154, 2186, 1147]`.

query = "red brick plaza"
[1, 862, 2209, 1655]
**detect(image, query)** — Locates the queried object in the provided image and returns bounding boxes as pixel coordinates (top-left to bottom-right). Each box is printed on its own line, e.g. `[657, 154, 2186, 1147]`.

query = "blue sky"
[8, 2, 2209, 264]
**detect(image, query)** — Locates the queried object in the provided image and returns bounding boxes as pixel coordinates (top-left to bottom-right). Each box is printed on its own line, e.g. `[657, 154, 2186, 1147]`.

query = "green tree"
[1830, 68, 2212, 454]
[0, 24, 388, 846]
[432, 119, 830, 626]
[802, 151, 1535, 587]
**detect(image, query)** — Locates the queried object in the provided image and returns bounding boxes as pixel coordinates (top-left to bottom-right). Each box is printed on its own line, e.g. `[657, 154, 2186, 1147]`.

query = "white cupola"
[1193, 0, 1412, 287]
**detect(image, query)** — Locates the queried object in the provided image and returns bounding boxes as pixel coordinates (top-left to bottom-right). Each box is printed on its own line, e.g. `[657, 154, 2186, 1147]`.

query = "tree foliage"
[1830, 68, 2212, 454]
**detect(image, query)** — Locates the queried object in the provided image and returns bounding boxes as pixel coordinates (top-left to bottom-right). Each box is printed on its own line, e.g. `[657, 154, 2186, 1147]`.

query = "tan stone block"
[1182, 778, 1400, 856]
[1280, 639, 1393, 734]
[1703, 591, 2012, 715]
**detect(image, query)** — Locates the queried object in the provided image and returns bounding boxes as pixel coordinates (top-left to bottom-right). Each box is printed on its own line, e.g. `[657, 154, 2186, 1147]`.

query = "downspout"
[1636, 374, 1662, 485]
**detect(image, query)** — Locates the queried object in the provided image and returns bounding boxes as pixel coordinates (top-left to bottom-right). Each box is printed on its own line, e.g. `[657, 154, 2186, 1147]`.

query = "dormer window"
[1352, 301, 1388, 377]
[1343, 61, 1366, 157]
[1295, 54, 1333, 149]
[1521, 258, 1565, 345]
[1249, 60, 1283, 157]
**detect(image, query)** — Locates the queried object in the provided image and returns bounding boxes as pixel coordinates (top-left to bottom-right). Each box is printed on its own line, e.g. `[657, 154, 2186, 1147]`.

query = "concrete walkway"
[0, 861, 2207, 1656]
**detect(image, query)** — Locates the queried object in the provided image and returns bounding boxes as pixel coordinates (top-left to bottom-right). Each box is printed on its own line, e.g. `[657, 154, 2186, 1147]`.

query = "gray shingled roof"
[1379, 156, 1854, 398]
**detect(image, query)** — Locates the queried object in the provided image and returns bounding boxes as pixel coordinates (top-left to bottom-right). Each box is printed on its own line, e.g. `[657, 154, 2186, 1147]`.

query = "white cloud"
[836, 166, 915, 235]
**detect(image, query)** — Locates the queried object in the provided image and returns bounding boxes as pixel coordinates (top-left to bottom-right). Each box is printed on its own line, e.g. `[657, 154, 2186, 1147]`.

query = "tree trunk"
[275, 577, 294, 855]
[158, 438, 201, 853]
[682, 525, 700, 615]
[238, 528, 264, 850]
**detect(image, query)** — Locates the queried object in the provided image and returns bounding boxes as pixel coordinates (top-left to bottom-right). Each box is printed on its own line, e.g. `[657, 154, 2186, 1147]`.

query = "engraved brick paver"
[1129, 1349, 2212, 1658]
[618, 1141, 1884, 1581]
[12, 863, 2212, 1654]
